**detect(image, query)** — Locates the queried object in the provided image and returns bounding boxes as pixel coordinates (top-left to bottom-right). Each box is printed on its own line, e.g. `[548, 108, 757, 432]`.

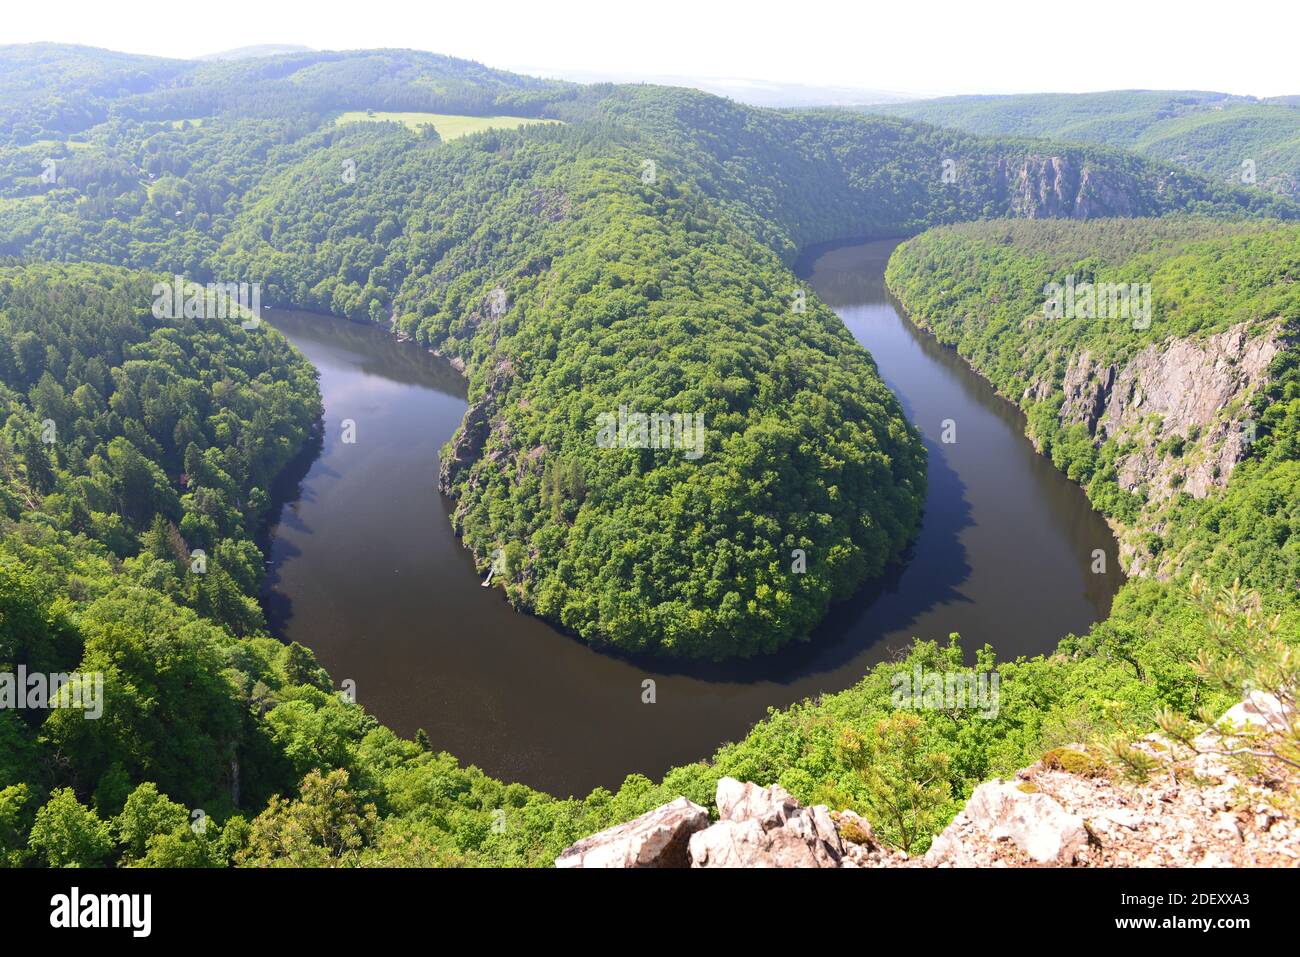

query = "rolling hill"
[872, 90, 1300, 200]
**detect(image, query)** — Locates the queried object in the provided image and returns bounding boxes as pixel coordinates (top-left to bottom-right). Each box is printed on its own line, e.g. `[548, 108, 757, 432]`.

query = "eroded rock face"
[1061, 351, 1115, 431]
[1058, 322, 1284, 508]
[690, 779, 845, 868]
[554, 797, 709, 868]
[927, 780, 1088, 866]
[715, 777, 798, 828]
[1103, 325, 1275, 437]
[1052, 320, 1287, 576]
[438, 346, 520, 495]
[1062, 324, 1281, 442]
[997, 155, 1137, 220]
[1103, 323, 1281, 496]
[437, 396, 492, 494]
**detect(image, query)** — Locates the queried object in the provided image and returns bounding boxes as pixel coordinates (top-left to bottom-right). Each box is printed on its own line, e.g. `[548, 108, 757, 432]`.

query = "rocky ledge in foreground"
[557, 695, 1298, 868]
[556, 777, 905, 869]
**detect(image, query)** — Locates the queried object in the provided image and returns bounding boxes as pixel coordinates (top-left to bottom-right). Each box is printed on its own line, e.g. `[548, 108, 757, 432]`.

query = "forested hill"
[3, 228, 1296, 868]
[0, 44, 1298, 869]
[5, 45, 1292, 659]
[871, 90, 1300, 202]
[220, 124, 930, 660]
[3, 48, 1293, 273]
[581, 86, 1296, 259]
[0, 261, 648, 867]
[0, 44, 571, 143]
[202, 101, 1290, 659]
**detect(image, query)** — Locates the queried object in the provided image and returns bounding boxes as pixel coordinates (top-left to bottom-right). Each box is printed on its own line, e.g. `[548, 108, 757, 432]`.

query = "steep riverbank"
[883, 218, 1300, 588]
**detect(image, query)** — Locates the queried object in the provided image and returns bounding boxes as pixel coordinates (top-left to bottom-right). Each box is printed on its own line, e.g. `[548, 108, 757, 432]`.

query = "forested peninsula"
[0, 45, 1296, 867]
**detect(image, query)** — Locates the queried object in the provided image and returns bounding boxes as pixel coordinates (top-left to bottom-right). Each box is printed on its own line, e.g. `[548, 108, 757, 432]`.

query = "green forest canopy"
[0, 46, 1296, 866]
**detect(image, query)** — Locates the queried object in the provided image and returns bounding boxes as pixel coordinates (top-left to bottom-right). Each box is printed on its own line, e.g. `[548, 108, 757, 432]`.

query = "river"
[259, 238, 1123, 797]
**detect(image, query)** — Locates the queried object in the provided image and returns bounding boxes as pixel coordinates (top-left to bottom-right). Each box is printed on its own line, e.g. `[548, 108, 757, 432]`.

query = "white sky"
[2, 0, 1297, 99]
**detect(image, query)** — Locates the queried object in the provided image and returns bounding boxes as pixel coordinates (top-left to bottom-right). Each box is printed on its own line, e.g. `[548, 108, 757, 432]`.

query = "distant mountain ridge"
[196, 44, 314, 60]
[0, 44, 571, 142]
[5, 42, 1293, 658]
[510, 66, 914, 108]
[871, 90, 1300, 200]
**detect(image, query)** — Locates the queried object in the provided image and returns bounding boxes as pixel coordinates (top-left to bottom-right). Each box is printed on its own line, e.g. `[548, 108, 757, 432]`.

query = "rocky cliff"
[1048, 319, 1289, 575]
[999, 155, 1140, 220]
[558, 694, 1298, 868]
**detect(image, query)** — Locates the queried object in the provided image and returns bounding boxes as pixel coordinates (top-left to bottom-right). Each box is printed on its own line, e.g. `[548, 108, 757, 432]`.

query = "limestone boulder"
[555, 796, 708, 868]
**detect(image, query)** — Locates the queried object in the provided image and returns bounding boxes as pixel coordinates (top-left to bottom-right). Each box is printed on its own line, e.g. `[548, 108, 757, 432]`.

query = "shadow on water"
[257, 244, 1123, 797]
[258, 423, 323, 636]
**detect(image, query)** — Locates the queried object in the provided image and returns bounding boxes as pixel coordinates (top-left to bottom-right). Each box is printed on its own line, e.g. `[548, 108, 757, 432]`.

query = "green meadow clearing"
[334, 111, 560, 139]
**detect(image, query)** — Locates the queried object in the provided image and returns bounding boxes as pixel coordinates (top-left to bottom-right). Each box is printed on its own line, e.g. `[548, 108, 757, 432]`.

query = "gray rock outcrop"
[998, 155, 1138, 220]
[926, 779, 1088, 866]
[689, 778, 845, 868]
[555, 695, 1299, 869]
[554, 796, 708, 868]
[1058, 322, 1285, 510]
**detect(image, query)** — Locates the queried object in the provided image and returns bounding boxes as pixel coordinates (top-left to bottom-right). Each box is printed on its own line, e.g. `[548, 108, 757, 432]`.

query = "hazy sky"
[4, 0, 1297, 98]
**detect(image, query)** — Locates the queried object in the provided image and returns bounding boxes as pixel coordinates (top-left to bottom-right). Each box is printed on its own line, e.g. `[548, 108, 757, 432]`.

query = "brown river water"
[260, 238, 1123, 797]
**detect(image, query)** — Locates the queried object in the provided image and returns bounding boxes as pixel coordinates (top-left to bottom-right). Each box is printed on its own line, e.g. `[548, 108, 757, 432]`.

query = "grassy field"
[30, 139, 94, 151]
[334, 111, 560, 139]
